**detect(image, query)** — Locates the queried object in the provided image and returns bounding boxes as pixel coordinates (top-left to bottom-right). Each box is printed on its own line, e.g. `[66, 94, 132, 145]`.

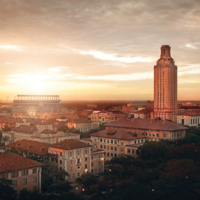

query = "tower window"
[163, 49, 165, 55]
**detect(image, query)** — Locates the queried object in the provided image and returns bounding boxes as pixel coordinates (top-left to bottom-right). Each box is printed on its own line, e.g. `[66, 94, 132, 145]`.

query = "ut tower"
[153, 45, 177, 121]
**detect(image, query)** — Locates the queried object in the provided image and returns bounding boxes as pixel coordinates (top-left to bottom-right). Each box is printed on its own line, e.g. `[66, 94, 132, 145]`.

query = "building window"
[107, 153, 109, 156]
[85, 150, 87, 155]
[11, 172, 18, 178]
[111, 140, 113, 144]
[91, 162, 93, 167]
[70, 160, 72, 164]
[85, 157, 87, 161]
[91, 169, 93, 173]
[85, 164, 87, 168]
[23, 179, 27, 185]
[70, 167, 72, 172]
[60, 167, 62, 171]
[114, 147, 117, 151]
[100, 145, 102, 148]
[12, 181, 17, 186]
[111, 146, 113, 150]
[132, 150, 134, 154]
[95, 169, 97, 173]
[92, 156, 93, 160]
[33, 177, 37, 183]
[98, 161, 100, 165]
[33, 186, 37, 192]
[156, 134, 159, 137]
[22, 170, 28, 176]
[107, 146, 109, 150]
[60, 152, 62, 156]
[77, 158, 80, 164]
[98, 168, 100, 172]
[104, 139, 106, 143]
[107, 140, 109, 143]
[149, 133, 151, 136]
[111, 153, 113, 157]
[60, 160, 62, 164]
[98, 154, 100, 159]
[77, 150, 80, 156]
[100, 139, 102, 142]
[70, 152, 72, 157]
[104, 145, 106, 149]
[114, 140, 117, 144]
[121, 141, 123, 145]
[78, 173, 80, 177]
[114, 154, 117, 157]
[128, 149, 130, 153]
[72, 174, 75, 179]
[33, 168, 37, 174]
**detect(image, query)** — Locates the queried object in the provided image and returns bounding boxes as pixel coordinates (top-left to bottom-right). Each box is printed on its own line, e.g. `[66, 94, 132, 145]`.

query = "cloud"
[0, 45, 22, 51]
[185, 43, 197, 49]
[48, 66, 69, 72]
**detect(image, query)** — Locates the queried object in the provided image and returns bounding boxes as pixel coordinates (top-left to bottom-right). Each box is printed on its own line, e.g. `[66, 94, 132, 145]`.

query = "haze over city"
[0, 0, 200, 100]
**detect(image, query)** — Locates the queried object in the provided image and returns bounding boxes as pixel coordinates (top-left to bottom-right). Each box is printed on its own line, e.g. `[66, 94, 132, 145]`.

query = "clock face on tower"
[153, 45, 177, 121]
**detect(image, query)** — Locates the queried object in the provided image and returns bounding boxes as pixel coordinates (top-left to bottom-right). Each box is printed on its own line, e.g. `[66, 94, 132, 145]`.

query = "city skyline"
[0, 0, 200, 100]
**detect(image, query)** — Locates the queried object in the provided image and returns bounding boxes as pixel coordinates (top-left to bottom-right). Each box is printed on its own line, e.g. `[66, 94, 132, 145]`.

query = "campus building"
[5, 139, 104, 182]
[0, 153, 44, 195]
[90, 129, 146, 160]
[176, 110, 200, 127]
[90, 111, 126, 124]
[48, 139, 104, 181]
[104, 118, 187, 141]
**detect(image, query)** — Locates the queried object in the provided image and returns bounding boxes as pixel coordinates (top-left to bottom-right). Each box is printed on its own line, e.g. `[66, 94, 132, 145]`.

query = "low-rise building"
[0, 152, 44, 195]
[90, 129, 146, 160]
[131, 109, 153, 119]
[2, 124, 80, 144]
[67, 118, 99, 132]
[104, 118, 187, 141]
[48, 139, 104, 181]
[176, 110, 200, 127]
[90, 111, 126, 124]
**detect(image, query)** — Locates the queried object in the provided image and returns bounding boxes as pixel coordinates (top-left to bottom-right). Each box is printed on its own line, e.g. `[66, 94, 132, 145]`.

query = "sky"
[0, 0, 200, 101]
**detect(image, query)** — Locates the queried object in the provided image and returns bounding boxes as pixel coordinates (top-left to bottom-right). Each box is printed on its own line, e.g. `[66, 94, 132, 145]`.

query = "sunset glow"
[0, 0, 200, 100]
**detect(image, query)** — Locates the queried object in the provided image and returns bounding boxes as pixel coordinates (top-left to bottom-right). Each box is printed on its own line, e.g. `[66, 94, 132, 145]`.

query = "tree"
[0, 178, 17, 200]
[104, 164, 123, 187]
[42, 161, 68, 192]
[2, 125, 12, 132]
[76, 173, 97, 191]
[136, 141, 168, 161]
[1, 135, 10, 143]
[50, 180, 72, 194]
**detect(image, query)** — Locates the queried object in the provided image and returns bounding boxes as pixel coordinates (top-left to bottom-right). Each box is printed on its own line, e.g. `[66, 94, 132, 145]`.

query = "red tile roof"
[51, 139, 91, 150]
[0, 152, 44, 173]
[179, 106, 200, 110]
[5, 140, 54, 155]
[41, 129, 57, 134]
[132, 109, 153, 114]
[12, 125, 38, 133]
[67, 118, 91, 124]
[176, 110, 200, 116]
[0, 116, 23, 124]
[90, 129, 146, 140]
[105, 118, 187, 131]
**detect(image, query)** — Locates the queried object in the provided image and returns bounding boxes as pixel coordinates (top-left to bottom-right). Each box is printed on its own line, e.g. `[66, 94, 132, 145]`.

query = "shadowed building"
[153, 45, 177, 121]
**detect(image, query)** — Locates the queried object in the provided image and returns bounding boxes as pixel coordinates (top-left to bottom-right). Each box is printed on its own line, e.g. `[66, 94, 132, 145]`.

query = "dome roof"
[60, 114, 66, 119]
